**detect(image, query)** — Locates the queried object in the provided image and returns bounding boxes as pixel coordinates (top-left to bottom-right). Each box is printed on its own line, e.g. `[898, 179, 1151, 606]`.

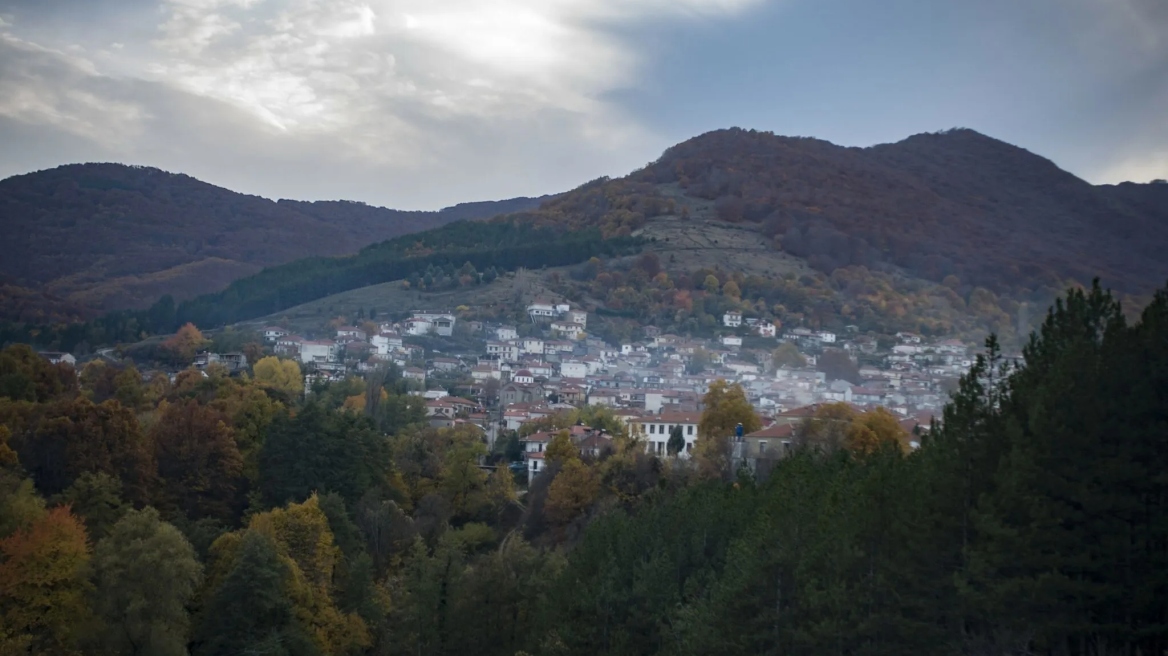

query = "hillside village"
[191, 298, 979, 480]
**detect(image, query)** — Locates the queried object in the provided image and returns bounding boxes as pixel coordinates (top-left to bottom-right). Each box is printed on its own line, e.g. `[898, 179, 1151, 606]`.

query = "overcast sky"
[0, 0, 1165, 209]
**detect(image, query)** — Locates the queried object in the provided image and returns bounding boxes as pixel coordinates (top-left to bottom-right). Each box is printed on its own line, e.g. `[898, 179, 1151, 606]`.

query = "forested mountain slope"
[521, 127, 1168, 296]
[0, 163, 547, 317]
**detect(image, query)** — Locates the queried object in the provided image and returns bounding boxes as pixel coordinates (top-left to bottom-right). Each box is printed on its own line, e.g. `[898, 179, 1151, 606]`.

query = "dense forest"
[0, 163, 547, 317]
[0, 281, 1165, 655]
[0, 220, 644, 352]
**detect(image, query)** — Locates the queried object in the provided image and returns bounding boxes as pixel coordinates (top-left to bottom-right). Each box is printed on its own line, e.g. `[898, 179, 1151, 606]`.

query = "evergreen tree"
[194, 531, 317, 656]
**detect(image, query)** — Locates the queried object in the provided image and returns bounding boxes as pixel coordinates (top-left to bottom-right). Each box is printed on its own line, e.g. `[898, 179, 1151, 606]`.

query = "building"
[500, 382, 547, 406]
[300, 341, 337, 365]
[263, 327, 288, 342]
[39, 351, 76, 366]
[336, 327, 366, 340]
[527, 302, 556, 320]
[403, 367, 427, 383]
[559, 360, 588, 379]
[496, 326, 518, 341]
[550, 321, 585, 340]
[631, 411, 703, 458]
[721, 335, 743, 347]
[723, 311, 743, 327]
[756, 323, 777, 338]
[407, 312, 456, 337]
[521, 337, 545, 355]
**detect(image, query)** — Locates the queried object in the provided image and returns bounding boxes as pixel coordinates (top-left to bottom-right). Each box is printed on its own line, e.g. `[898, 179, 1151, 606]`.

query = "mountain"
[0, 163, 548, 319]
[610, 127, 1168, 296]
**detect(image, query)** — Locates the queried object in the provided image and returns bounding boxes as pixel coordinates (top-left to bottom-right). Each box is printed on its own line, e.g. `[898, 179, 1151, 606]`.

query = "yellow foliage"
[253, 356, 302, 396]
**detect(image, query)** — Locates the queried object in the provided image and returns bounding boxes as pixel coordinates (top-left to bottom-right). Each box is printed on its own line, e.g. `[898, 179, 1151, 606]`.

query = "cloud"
[0, 0, 762, 206]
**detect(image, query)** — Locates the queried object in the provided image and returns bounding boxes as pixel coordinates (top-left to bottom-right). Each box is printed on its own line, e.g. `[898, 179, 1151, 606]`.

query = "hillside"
[509, 128, 1168, 297]
[0, 163, 547, 318]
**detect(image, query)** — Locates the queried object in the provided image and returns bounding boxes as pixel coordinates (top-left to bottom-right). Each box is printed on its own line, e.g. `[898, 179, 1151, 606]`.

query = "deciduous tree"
[90, 507, 203, 656]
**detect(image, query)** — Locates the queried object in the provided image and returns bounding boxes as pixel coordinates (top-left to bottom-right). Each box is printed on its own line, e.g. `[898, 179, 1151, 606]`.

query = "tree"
[0, 473, 45, 539]
[161, 323, 208, 365]
[0, 343, 76, 403]
[722, 280, 742, 299]
[152, 400, 244, 523]
[253, 356, 303, 397]
[545, 459, 599, 527]
[0, 506, 92, 656]
[194, 530, 316, 656]
[51, 472, 128, 541]
[817, 348, 861, 383]
[545, 430, 577, 466]
[12, 396, 155, 504]
[259, 402, 391, 508]
[703, 274, 721, 294]
[846, 407, 910, 454]
[695, 380, 761, 480]
[486, 462, 517, 508]
[667, 425, 686, 457]
[90, 507, 203, 656]
[772, 342, 807, 369]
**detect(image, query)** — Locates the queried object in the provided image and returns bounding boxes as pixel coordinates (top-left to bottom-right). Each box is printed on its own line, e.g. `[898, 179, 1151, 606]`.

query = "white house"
[756, 323, 777, 338]
[817, 331, 837, 344]
[299, 340, 337, 365]
[568, 309, 588, 328]
[550, 321, 585, 340]
[527, 303, 556, 319]
[721, 335, 743, 347]
[263, 327, 288, 342]
[40, 351, 77, 366]
[496, 326, 519, 341]
[560, 360, 588, 379]
[336, 327, 366, 340]
[486, 341, 519, 361]
[521, 337, 545, 355]
[631, 412, 702, 459]
[723, 311, 743, 327]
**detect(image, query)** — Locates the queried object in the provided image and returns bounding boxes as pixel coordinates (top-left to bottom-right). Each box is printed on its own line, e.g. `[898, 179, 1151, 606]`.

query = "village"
[208, 298, 980, 482]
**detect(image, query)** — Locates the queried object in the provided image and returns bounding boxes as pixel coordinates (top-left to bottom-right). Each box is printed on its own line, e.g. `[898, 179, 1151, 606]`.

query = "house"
[736, 423, 797, 475]
[431, 357, 461, 372]
[550, 321, 585, 340]
[407, 312, 456, 336]
[274, 336, 302, 357]
[471, 364, 502, 382]
[263, 327, 288, 342]
[403, 367, 426, 383]
[336, 327, 366, 340]
[631, 412, 703, 459]
[723, 311, 743, 328]
[521, 337, 545, 355]
[512, 369, 535, 384]
[486, 340, 520, 362]
[194, 352, 248, 372]
[496, 326, 519, 341]
[588, 390, 619, 406]
[721, 335, 743, 348]
[559, 360, 588, 379]
[558, 384, 586, 406]
[39, 351, 76, 366]
[500, 382, 547, 406]
[299, 341, 337, 365]
[817, 331, 837, 344]
[527, 302, 557, 320]
[756, 323, 777, 338]
[567, 309, 588, 328]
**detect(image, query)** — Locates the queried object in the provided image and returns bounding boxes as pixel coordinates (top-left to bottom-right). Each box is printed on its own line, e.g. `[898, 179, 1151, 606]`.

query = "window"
[659, 424, 665, 434]
[649, 424, 656, 434]
[532, 460, 539, 471]
[657, 442, 665, 455]
[759, 441, 768, 454]
[687, 425, 694, 435]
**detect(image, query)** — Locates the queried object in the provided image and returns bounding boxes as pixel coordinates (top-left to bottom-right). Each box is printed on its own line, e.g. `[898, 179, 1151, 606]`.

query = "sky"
[0, 0, 1165, 209]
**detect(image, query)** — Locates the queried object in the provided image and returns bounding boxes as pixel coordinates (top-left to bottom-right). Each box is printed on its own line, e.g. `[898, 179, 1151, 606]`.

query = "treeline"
[2, 281, 1165, 655]
[1, 219, 643, 352]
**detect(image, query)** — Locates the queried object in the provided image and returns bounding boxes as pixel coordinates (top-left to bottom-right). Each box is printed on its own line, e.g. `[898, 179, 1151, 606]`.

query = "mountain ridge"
[0, 162, 550, 319]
